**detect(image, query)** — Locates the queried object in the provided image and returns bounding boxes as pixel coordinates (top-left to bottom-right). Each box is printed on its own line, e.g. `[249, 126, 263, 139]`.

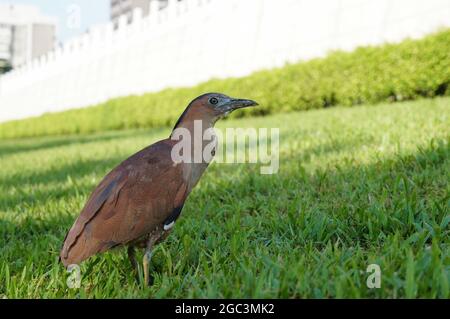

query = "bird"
[60, 93, 258, 284]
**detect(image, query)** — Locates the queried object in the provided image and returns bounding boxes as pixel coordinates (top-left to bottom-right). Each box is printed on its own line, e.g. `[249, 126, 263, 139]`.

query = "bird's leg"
[143, 248, 153, 286]
[127, 246, 138, 272]
[142, 229, 162, 286]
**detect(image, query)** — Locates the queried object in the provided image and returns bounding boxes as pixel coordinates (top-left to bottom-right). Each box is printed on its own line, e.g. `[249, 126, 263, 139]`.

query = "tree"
[0, 59, 12, 74]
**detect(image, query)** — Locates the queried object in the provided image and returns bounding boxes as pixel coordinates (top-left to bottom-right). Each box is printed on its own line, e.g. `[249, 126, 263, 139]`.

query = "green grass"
[1, 29, 449, 139]
[0, 97, 449, 298]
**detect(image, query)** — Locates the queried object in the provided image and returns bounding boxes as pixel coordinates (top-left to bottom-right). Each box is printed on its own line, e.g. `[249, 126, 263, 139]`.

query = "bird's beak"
[225, 98, 259, 111]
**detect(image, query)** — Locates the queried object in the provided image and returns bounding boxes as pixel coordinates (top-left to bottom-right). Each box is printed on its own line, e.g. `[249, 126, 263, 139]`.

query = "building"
[0, 4, 56, 68]
[110, 0, 172, 27]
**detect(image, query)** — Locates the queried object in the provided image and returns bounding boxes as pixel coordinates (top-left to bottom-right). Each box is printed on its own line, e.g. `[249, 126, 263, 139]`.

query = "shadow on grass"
[0, 133, 343, 211]
[0, 156, 125, 211]
[1, 127, 374, 192]
[0, 127, 168, 158]
[0, 136, 448, 273]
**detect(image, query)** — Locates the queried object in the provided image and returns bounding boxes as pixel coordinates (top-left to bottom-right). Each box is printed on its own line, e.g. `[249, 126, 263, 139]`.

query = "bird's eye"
[209, 97, 219, 105]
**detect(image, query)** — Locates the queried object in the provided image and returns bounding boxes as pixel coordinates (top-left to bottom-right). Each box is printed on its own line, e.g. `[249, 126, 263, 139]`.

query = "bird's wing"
[60, 140, 187, 266]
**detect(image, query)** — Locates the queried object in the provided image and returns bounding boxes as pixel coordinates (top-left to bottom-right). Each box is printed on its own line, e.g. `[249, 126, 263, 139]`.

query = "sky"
[0, 0, 110, 43]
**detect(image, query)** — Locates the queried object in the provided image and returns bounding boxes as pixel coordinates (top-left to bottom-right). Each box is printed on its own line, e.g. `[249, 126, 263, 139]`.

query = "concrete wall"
[0, 0, 449, 122]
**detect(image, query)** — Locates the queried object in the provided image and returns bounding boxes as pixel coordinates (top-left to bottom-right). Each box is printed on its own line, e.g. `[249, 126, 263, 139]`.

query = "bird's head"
[191, 93, 258, 118]
[201, 93, 258, 117]
[173, 93, 258, 131]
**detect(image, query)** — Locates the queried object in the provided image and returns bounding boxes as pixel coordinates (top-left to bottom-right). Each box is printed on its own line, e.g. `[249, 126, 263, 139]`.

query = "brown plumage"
[60, 93, 257, 284]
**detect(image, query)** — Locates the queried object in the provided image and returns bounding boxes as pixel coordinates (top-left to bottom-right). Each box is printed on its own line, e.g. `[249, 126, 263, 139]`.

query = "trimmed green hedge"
[1, 29, 449, 139]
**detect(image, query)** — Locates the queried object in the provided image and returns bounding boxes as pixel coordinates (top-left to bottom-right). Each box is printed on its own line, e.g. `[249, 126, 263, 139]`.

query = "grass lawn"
[0, 97, 449, 298]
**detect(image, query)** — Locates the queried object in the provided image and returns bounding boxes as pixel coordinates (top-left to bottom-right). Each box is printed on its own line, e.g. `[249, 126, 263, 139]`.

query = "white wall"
[1, 0, 449, 122]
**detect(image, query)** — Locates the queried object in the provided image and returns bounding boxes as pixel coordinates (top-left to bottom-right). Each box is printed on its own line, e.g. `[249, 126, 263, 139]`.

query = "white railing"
[0, 0, 449, 122]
